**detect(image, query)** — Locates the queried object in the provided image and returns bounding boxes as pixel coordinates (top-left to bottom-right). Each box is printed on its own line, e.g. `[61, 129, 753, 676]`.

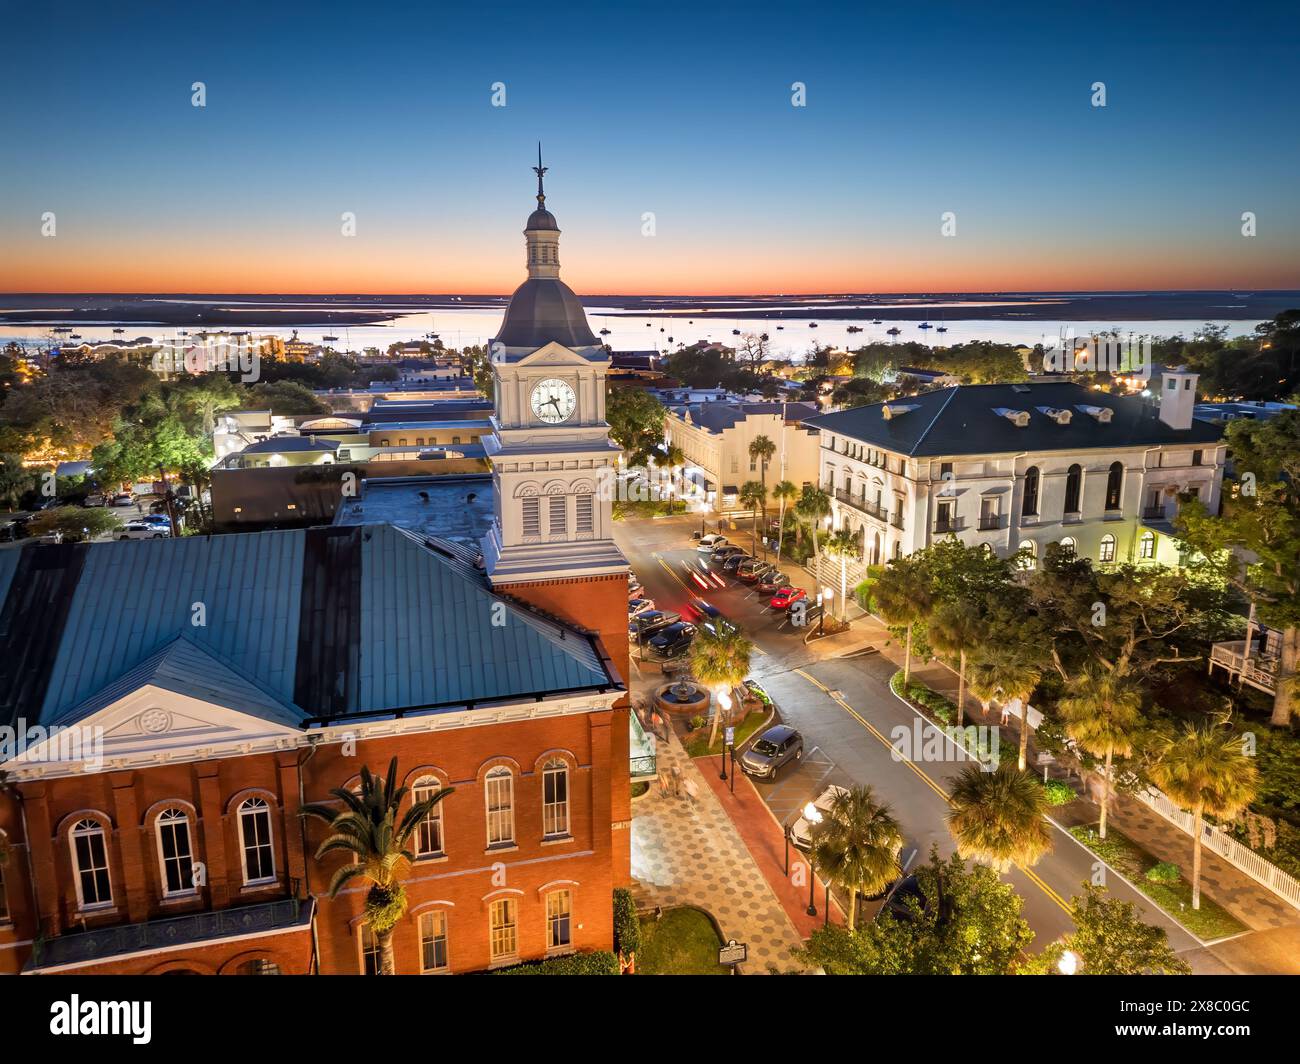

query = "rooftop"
[333, 474, 495, 551]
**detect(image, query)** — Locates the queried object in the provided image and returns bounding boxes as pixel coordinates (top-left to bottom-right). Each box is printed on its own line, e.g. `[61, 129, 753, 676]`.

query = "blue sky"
[2, 0, 1297, 292]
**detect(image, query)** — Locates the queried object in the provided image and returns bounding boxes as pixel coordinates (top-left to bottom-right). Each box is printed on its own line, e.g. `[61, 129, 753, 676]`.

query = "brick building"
[0, 166, 635, 976]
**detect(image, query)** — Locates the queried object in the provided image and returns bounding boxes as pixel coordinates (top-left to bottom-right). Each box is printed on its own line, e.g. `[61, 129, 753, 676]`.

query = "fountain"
[653, 676, 711, 719]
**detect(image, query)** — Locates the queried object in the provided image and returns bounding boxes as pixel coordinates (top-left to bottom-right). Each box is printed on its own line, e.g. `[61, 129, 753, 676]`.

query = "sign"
[724, 726, 735, 746]
[718, 939, 747, 966]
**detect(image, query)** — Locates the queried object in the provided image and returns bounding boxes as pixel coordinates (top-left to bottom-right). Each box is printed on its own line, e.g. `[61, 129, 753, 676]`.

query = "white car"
[696, 533, 729, 553]
[628, 597, 656, 618]
[117, 520, 171, 540]
[789, 785, 852, 851]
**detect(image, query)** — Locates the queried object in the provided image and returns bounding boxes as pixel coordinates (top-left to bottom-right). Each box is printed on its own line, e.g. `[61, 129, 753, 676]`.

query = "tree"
[1026, 884, 1190, 975]
[301, 758, 451, 975]
[927, 599, 983, 726]
[0, 454, 30, 511]
[870, 556, 933, 684]
[823, 527, 859, 621]
[246, 379, 331, 416]
[659, 442, 686, 513]
[689, 622, 754, 748]
[964, 647, 1042, 769]
[795, 484, 831, 561]
[1150, 719, 1257, 910]
[809, 785, 902, 930]
[748, 434, 776, 510]
[772, 479, 798, 561]
[605, 387, 666, 467]
[947, 762, 1052, 872]
[1057, 669, 1143, 840]
[797, 848, 1033, 974]
[27, 507, 121, 543]
[739, 480, 766, 556]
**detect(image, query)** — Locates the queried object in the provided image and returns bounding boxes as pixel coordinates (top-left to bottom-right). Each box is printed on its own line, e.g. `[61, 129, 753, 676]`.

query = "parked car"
[647, 621, 696, 658]
[768, 586, 807, 610]
[756, 570, 788, 594]
[117, 520, 171, 540]
[737, 558, 775, 582]
[740, 724, 804, 779]
[720, 552, 752, 574]
[84, 493, 106, 507]
[629, 609, 681, 642]
[140, 513, 173, 528]
[627, 574, 644, 599]
[110, 493, 134, 507]
[709, 544, 745, 564]
[880, 876, 930, 921]
[628, 597, 657, 618]
[696, 533, 729, 553]
[789, 784, 851, 850]
[686, 599, 726, 624]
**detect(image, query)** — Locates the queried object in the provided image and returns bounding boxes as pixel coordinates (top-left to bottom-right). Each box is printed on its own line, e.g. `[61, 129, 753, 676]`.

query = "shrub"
[492, 950, 618, 975]
[689, 714, 707, 731]
[1146, 861, 1182, 885]
[1042, 779, 1076, 806]
[613, 887, 641, 956]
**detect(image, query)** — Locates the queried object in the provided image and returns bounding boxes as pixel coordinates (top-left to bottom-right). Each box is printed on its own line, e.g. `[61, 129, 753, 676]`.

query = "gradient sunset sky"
[2, 0, 1297, 295]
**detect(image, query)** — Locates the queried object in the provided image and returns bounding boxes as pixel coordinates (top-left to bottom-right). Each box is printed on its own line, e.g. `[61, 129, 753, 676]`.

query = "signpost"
[718, 939, 746, 972]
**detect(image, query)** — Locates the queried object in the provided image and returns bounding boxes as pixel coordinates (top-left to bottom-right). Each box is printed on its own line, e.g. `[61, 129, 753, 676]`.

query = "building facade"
[806, 371, 1225, 587]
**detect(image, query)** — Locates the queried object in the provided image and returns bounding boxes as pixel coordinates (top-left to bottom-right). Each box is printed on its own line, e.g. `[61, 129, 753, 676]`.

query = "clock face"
[530, 378, 577, 424]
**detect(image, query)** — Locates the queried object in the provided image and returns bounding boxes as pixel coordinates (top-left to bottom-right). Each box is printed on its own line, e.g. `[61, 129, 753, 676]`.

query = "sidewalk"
[629, 725, 808, 973]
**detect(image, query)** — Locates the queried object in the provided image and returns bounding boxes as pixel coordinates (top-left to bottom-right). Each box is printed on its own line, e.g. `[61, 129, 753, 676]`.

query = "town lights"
[1057, 949, 1080, 975]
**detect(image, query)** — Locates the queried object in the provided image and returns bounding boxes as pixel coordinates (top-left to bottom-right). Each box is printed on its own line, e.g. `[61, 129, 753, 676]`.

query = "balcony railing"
[1142, 505, 1169, 520]
[1210, 637, 1279, 694]
[978, 515, 1001, 531]
[834, 488, 889, 523]
[934, 517, 964, 534]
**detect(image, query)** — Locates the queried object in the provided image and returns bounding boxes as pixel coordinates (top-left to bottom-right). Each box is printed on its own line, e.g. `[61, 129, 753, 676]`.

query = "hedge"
[613, 886, 641, 956]
[491, 950, 619, 975]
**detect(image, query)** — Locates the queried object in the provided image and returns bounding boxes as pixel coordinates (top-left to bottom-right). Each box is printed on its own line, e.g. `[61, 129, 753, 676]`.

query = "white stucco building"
[804, 369, 1225, 586]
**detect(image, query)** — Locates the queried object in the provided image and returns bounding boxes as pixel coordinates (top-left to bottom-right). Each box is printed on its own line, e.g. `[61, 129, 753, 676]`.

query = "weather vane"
[532, 142, 547, 206]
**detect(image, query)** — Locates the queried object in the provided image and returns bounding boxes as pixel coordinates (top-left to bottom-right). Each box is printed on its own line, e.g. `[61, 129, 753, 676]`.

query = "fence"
[1131, 785, 1300, 912]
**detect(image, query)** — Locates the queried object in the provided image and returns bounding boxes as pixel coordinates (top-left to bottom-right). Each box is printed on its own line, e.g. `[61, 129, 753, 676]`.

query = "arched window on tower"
[1022, 466, 1039, 517]
[1063, 464, 1082, 515]
[1105, 462, 1123, 512]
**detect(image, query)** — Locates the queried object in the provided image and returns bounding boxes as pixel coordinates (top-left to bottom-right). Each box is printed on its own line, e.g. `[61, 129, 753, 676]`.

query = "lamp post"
[717, 688, 732, 780]
[818, 587, 833, 636]
[1057, 949, 1080, 975]
[802, 801, 823, 917]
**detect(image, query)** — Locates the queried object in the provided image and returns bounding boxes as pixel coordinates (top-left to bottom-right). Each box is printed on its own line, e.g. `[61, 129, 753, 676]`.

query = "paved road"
[616, 514, 1201, 957]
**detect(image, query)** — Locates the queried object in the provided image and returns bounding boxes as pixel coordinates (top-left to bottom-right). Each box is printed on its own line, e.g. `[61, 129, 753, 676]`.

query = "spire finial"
[532, 142, 547, 207]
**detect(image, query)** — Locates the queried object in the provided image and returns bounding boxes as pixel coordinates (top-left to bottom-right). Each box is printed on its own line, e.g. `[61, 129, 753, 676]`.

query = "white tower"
[1158, 366, 1199, 431]
[480, 151, 628, 584]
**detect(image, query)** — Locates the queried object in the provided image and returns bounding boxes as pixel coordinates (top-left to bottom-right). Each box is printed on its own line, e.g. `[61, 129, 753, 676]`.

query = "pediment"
[511, 342, 602, 369]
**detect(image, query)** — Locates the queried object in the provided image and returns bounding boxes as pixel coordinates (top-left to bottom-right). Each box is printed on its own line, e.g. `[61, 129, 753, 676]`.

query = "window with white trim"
[360, 923, 380, 975]
[156, 807, 196, 896]
[412, 776, 444, 858]
[521, 496, 540, 537]
[546, 889, 572, 951]
[1059, 536, 1077, 559]
[70, 818, 112, 909]
[485, 768, 515, 846]
[1139, 530, 1156, 559]
[237, 797, 276, 884]
[489, 898, 517, 961]
[542, 760, 570, 838]
[419, 910, 449, 972]
[1098, 533, 1116, 563]
[238, 958, 281, 975]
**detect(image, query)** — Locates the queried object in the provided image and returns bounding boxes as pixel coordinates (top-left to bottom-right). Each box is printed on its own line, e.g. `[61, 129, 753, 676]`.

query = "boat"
[846, 325, 863, 333]
[886, 327, 901, 336]
[323, 335, 339, 342]
[918, 322, 932, 330]
[936, 325, 948, 333]
[871, 318, 882, 325]
[809, 322, 818, 328]
[599, 328, 611, 336]
[732, 329, 741, 336]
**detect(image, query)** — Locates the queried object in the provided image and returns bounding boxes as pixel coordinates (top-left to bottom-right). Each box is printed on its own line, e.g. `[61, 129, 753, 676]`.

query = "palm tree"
[869, 556, 932, 684]
[810, 785, 902, 930]
[739, 480, 766, 556]
[301, 758, 451, 974]
[660, 442, 685, 513]
[772, 479, 798, 561]
[823, 526, 860, 621]
[946, 762, 1052, 872]
[795, 484, 831, 562]
[1150, 719, 1258, 909]
[927, 599, 983, 726]
[1057, 669, 1143, 840]
[748, 434, 776, 512]
[690, 622, 754, 748]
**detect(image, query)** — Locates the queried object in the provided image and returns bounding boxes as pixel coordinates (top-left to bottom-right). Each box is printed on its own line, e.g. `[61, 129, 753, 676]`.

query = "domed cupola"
[493, 146, 598, 351]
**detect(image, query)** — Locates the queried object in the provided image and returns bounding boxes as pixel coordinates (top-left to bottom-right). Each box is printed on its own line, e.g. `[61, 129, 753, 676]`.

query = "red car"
[768, 586, 807, 610]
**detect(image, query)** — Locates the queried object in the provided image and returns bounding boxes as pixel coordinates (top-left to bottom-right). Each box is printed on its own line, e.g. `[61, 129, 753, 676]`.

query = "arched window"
[1139, 530, 1156, 560]
[489, 898, 517, 961]
[419, 911, 449, 973]
[238, 958, 282, 975]
[1016, 540, 1036, 570]
[546, 889, 573, 951]
[1099, 533, 1116, 563]
[542, 760, 570, 838]
[412, 776, 445, 858]
[1105, 462, 1123, 511]
[70, 818, 112, 910]
[1063, 465, 1082, 515]
[237, 797, 276, 885]
[155, 807, 196, 897]
[485, 768, 515, 847]
[1059, 537, 1077, 559]
[1021, 466, 1040, 516]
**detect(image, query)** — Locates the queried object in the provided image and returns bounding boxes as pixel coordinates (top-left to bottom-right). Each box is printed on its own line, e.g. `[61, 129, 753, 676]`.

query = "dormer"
[1036, 406, 1073, 425]
[882, 403, 919, 421]
[1075, 404, 1114, 424]
[992, 407, 1030, 427]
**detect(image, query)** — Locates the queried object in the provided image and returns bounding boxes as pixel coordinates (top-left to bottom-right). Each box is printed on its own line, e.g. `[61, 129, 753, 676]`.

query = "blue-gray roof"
[0, 524, 617, 731]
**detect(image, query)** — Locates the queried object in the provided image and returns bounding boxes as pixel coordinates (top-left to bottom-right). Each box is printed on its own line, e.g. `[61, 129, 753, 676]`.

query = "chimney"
[1158, 366, 1199, 431]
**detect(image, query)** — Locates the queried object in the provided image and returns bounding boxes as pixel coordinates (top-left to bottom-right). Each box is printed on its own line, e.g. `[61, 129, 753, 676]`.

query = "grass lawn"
[637, 907, 729, 975]
[1068, 824, 1247, 941]
[684, 708, 770, 758]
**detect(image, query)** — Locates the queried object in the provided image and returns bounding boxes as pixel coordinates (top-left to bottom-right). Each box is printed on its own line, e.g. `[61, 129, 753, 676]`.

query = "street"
[616, 513, 1202, 958]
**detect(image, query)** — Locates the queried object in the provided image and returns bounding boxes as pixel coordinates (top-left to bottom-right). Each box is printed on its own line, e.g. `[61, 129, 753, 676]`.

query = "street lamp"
[1057, 949, 1080, 975]
[818, 587, 833, 636]
[716, 688, 733, 780]
[803, 802, 823, 917]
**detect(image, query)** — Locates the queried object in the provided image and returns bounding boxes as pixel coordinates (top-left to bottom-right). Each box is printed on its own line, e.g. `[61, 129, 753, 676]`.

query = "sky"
[1, 0, 1298, 295]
